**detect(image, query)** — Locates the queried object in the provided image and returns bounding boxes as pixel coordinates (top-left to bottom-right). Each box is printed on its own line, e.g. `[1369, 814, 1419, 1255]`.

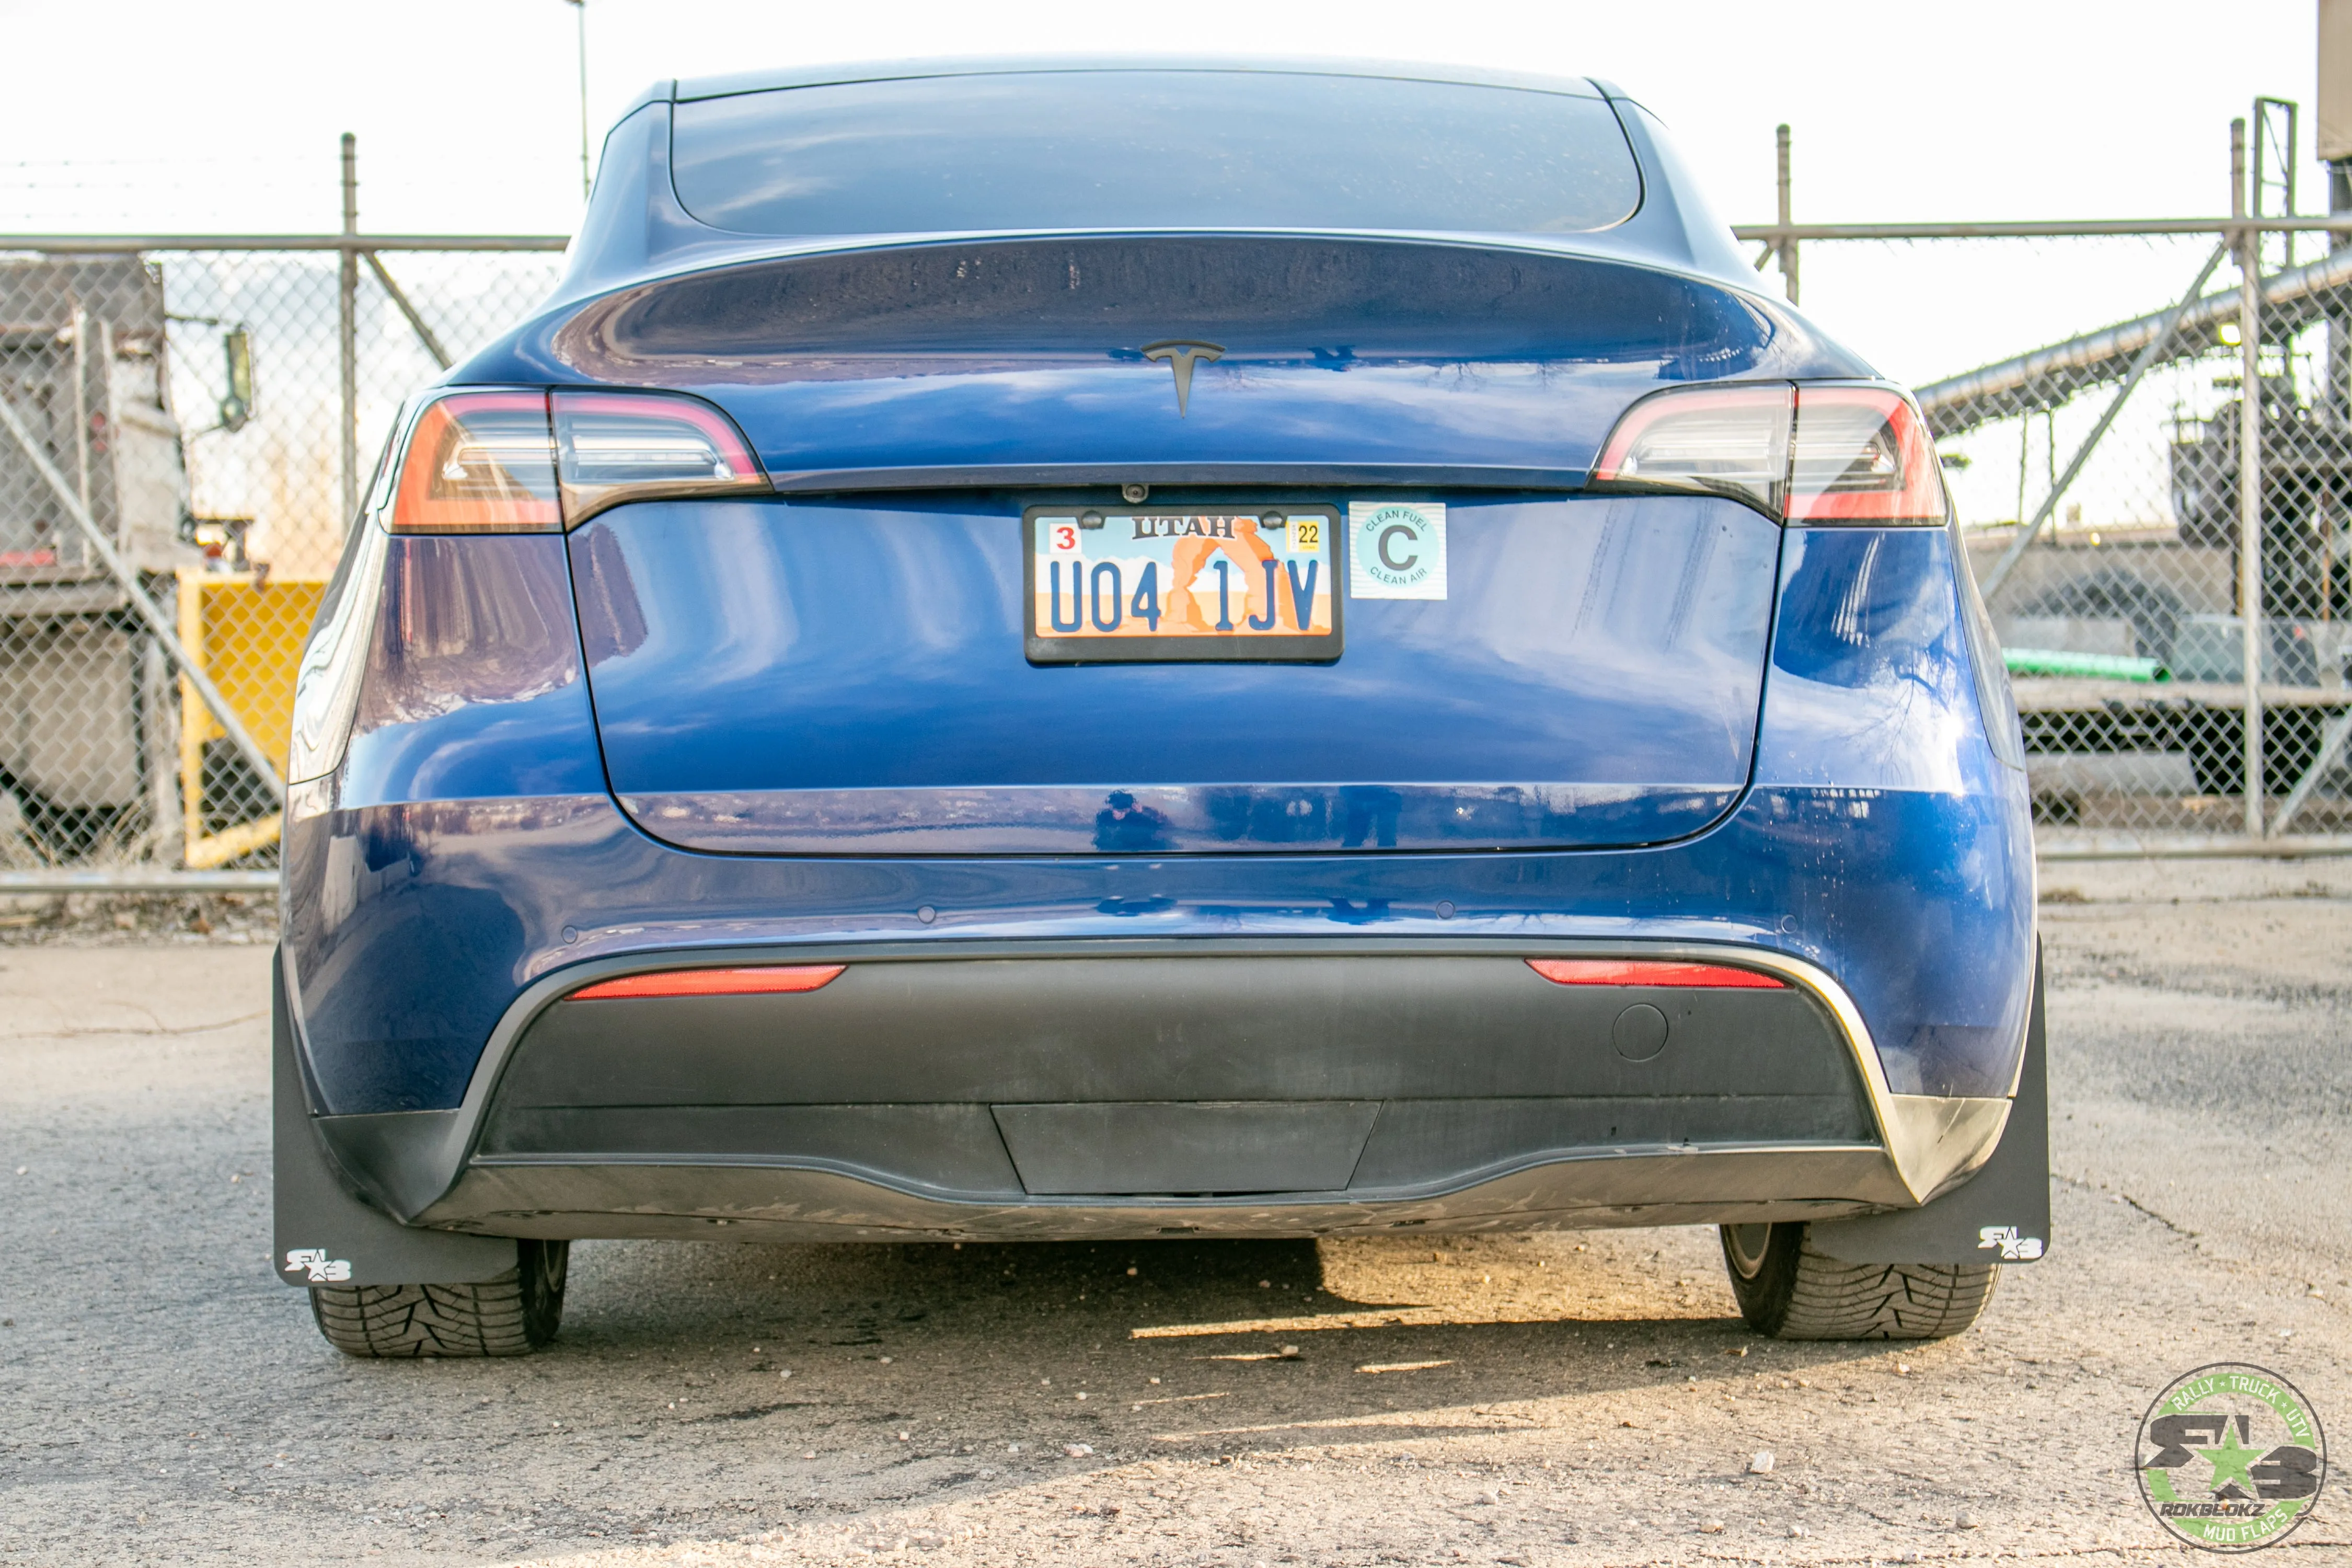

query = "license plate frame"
[1023, 503, 1344, 665]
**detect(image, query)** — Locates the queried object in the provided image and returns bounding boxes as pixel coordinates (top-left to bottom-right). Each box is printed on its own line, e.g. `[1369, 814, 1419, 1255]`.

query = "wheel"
[1719, 1222, 1997, 1340]
[309, 1239, 569, 1357]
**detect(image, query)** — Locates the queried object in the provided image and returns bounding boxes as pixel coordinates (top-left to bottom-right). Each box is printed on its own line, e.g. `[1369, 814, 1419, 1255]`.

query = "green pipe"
[2002, 647, 2168, 682]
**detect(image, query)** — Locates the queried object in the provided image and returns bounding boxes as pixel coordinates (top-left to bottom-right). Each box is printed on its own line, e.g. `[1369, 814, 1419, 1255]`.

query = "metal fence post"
[70, 304, 92, 514]
[2234, 119, 2267, 838]
[1775, 125, 1799, 306]
[339, 133, 360, 530]
[571, 0, 592, 202]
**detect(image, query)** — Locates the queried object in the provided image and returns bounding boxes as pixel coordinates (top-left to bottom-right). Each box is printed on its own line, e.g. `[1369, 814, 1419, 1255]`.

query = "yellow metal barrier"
[176, 571, 325, 869]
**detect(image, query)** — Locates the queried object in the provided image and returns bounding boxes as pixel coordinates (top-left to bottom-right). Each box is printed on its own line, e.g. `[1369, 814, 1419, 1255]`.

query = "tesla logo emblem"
[1140, 340, 1224, 418]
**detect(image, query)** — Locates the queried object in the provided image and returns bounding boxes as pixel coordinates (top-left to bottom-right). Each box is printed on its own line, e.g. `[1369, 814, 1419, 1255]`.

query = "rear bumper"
[297, 938, 2013, 1243]
[412, 1150, 1918, 1243]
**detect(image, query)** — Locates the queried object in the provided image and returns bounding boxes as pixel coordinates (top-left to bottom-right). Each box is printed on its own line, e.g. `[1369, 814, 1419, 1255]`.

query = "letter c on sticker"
[1377, 524, 1420, 572]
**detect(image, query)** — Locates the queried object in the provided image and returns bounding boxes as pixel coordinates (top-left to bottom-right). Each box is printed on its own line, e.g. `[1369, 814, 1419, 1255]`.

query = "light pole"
[568, 0, 590, 201]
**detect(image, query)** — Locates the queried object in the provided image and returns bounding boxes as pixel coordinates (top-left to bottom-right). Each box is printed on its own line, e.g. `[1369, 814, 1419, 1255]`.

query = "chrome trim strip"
[1881, 1094, 2012, 1203]
[1645, 944, 2010, 1205]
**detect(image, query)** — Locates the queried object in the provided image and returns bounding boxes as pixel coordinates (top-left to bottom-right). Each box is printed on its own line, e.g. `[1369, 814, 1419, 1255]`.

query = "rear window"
[670, 71, 1642, 236]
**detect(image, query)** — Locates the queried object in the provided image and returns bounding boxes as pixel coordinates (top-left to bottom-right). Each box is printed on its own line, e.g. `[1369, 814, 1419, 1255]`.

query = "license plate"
[1024, 504, 1342, 663]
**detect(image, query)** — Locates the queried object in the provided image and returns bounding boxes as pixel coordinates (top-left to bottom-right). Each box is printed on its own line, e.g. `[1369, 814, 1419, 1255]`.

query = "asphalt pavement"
[0, 861, 2345, 1565]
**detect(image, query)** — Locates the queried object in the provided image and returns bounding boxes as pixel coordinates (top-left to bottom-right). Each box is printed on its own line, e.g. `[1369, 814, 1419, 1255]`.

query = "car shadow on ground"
[513, 1234, 1916, 1467]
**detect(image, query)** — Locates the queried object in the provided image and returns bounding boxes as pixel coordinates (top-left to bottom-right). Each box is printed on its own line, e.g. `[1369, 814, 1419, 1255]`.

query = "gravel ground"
[0, 892, 276, 947]
[1, 863, 2346, 1565]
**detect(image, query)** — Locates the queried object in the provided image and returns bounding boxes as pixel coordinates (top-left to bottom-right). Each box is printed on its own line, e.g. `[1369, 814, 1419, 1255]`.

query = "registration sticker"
[1024, 505, 1342, 664]
[1347, 502, 1447, 599]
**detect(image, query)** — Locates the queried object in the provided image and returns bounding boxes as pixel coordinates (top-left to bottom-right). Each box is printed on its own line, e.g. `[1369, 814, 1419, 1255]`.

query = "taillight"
[389, 391, 560, 534]
[1589, 383, 1943, 525]
[1783, 386, 1942, 523]
[553, 391, 765, 523]
[1589, 384, 1792, 515]
[386, 389, 765, 533]
[1526, 958, 1785, 989]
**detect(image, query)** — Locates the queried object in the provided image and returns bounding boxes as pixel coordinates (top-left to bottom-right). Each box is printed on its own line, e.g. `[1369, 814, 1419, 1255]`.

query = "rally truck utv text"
[274, 59, 2046, 1357]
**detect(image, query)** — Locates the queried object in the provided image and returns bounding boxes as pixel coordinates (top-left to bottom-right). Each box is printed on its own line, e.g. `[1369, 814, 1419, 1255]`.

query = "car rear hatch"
[573, 491, 1777, 853]
[551, 237, 1814, 855]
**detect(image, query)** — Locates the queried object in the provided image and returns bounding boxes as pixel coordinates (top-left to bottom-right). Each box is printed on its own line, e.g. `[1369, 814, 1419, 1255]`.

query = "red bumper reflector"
[569, 964, 845, 1000]
[1525, 958, 1784, 989]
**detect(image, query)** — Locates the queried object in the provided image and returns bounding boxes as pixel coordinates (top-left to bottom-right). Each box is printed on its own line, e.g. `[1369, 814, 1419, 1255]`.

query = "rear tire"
[1720, 1222, 1996, 1340]
[309, 1239, 568, 1357]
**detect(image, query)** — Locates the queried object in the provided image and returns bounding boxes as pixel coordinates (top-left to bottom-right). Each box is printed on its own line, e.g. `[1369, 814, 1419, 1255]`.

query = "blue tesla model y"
[274, 59, 2045, 1356]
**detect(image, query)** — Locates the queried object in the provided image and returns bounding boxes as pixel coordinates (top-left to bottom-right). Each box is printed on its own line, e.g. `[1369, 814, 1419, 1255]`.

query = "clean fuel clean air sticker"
[1347, 502, 1447, 599]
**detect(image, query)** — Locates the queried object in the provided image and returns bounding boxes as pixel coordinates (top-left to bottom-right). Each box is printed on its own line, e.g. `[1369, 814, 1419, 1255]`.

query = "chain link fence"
[1863, 225, 2352, 854]
[8, 214, 2352, 880]
[0, 241, 562, 882]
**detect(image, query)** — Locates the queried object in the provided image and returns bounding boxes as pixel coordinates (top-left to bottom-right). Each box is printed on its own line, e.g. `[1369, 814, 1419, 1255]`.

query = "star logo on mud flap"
[1976, 1225, 2045, 1260]
[284, 1248, 351, 1283]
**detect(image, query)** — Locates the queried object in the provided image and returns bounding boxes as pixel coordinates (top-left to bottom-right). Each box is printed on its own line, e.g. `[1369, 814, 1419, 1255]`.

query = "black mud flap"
[272, 952, 516, 1288]
[1806, 951, 2051, 1266]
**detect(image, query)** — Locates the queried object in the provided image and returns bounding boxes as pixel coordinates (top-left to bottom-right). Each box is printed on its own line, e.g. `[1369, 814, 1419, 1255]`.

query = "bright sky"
[0, 0, 2327, 518]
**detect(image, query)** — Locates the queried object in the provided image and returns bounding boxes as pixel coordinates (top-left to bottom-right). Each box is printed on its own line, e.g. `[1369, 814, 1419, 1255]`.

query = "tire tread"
[1722, 1223, 1997, 1341]
[307, 1240, 567, 1358]
[1774, 1241, 1999, 1340]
